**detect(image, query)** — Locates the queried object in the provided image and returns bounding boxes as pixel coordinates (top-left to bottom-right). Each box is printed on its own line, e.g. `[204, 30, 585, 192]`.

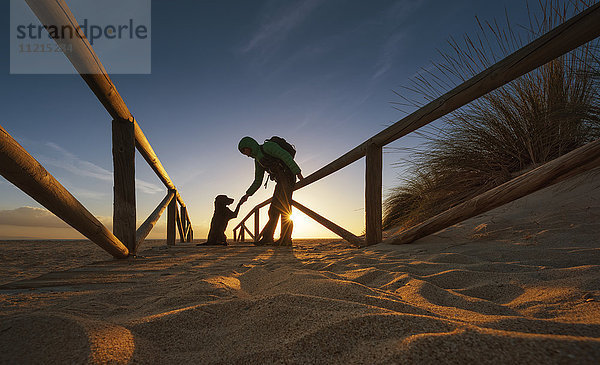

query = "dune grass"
[384, 0, 600, 231]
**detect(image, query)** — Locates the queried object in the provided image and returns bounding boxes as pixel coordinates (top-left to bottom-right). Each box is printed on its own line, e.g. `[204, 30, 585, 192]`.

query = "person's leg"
[258, 181, 283, 244]
[276, 172, 295, 246]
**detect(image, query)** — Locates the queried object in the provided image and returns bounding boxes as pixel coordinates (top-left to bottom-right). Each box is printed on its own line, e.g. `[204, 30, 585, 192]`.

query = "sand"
[1, 169, 599, 364]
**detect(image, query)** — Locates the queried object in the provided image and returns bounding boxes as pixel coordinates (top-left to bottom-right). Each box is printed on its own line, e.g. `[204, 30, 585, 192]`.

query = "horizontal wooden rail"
[0, 125, 129, 258]
[291, 200, 362, 246]
[24, 0, 186, 208]
[390, 137, 600, 245]
[135, 190, 176, 252]
[293, 2, 600, 191]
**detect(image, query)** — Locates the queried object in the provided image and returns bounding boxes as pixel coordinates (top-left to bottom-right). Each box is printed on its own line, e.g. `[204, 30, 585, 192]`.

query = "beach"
[1, 169, 599, 364]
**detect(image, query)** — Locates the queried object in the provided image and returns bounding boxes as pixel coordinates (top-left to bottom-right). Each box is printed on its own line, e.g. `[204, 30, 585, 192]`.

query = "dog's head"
[214, 195, 234, 208]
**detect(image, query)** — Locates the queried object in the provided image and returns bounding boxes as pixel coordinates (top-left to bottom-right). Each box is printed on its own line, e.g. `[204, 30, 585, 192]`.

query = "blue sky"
[0, 0, 533, 239]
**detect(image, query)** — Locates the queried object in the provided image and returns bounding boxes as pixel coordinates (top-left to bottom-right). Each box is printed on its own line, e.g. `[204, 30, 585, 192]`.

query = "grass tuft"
[384, 0, 600, 231]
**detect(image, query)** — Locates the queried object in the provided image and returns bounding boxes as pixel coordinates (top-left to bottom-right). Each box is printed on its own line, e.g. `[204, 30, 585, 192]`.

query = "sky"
[0, 0, 535, 240]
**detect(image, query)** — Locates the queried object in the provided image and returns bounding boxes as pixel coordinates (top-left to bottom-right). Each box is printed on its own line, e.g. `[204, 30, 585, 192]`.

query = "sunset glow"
[0, 0, 533, 241]
[289, 208, 311, 239]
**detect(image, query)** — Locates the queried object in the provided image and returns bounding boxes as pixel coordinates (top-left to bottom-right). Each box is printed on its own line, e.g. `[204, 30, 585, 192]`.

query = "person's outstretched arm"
[241, 161, 265, 203]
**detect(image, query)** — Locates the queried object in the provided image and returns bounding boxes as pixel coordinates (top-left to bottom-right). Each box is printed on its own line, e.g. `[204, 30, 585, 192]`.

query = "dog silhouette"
[198, 195, 241, 246]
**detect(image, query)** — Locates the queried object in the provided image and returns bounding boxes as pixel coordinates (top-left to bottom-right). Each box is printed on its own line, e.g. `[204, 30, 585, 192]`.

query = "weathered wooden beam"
[244, 225, 255, 241]
[135, 190, 175, 252]
[184, 224, 191, 241]
[180, 206, 188, 240]
[0, 125, 129, 258]
[112, 119, 136, 253]
[233, 228, 237, 242]
[166, 192, 177, 246]
[291, 200, 363, 246]
[176, 204, 185, 243]
[184, 207, 193, 242]
[365, 143, 383, 245]
[240, 225, 245, 242]
[254, 209, 260, 243]
[390, 138, 600, 245]
[24, 0, 187, 208]
[295, 3, 600, 191]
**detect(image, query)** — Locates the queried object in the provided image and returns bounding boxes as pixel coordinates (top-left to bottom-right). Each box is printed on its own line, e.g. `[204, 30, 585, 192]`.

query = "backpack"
[258, 136, 296, 187]
[265, 136, 296, 158]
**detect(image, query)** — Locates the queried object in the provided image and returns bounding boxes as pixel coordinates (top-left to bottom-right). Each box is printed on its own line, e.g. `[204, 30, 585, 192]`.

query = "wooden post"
[254, 209, 260, 243]
[112, 118, 136, 254]
[0, 125, 128, 258]
[391, 137, 600, 245]
[167, 191, 177, 246]
[233, 228, 237, 242]
[240, 224, 245, 242]
[365, 142, 382, 245]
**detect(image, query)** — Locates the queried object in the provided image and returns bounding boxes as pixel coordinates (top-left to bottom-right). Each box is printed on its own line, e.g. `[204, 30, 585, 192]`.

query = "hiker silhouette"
[238, 136, 303, 246]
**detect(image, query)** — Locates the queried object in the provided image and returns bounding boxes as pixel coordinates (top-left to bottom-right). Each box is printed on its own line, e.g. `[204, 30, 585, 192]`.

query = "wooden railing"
[0, 0, 193, 258]
[235, 3, 600, 246]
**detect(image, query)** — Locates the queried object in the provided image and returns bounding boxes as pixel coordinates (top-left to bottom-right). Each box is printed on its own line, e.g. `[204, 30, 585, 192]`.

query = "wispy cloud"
[371, 0, 424, 80]
[240, 0, 325, 58]
[42, 142, 163, 195]
[68, 187, 109, 200]
[174, 169, 205, 189]
[44, 142, 113, 182]
[134, 179, 164, 195]
[0, 206, 126, 232]
[372, 32, 405, 80]
[0, 206, 70, 228]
